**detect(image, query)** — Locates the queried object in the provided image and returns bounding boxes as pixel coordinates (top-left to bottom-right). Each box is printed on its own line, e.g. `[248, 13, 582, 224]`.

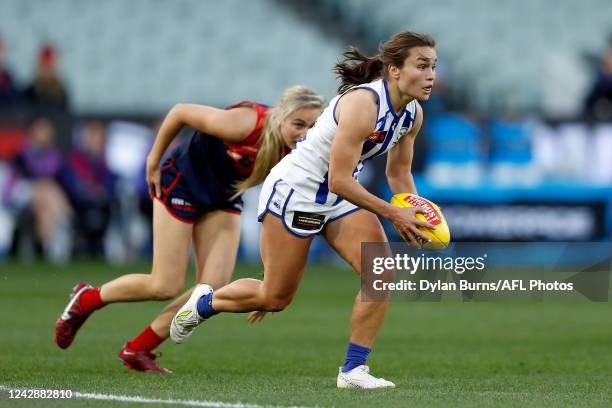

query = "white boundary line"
[0, 385, 313, 408]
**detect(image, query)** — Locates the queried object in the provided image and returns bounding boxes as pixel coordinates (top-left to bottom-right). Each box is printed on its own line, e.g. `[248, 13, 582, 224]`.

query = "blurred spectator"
[0, 36, 18, 106]
[23, 44, 69, 112]
[61, 120, 116, 257]
[584, 34, 612, 120]
[7, 116, 72, 262]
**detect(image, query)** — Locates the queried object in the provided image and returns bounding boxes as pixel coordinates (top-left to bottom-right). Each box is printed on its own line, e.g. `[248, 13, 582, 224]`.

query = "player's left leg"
[120, 210, 241, 372]
[55, 200, 193, 351]
[149, 210, 240, 337]
[322, 209, 395, 389]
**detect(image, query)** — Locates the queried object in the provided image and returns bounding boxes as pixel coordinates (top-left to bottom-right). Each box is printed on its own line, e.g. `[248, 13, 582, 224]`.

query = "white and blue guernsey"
[270, 78, 417, 206]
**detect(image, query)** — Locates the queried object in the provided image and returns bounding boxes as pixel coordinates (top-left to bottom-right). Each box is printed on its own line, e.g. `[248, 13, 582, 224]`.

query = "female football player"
[171, 31, 437, 388]
[55, 86, 324, 373]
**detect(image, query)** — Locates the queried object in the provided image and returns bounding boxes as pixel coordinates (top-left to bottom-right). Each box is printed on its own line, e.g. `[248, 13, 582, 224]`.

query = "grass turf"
[0, 261, 611, 407]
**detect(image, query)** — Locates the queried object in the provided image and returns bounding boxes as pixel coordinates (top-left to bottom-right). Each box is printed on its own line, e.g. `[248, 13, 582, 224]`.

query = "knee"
[149, 280, 183, 301]
[261, 294, 293, 312]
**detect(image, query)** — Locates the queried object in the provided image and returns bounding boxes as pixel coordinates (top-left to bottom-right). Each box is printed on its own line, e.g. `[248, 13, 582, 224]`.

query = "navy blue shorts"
[157, 158, 242, 223]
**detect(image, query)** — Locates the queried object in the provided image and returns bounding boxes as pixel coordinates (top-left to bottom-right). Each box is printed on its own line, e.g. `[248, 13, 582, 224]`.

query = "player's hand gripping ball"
[390, 193, 450, 250]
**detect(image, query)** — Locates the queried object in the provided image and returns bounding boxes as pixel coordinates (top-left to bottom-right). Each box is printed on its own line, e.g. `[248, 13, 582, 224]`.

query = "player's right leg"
[323, 209, 395, 389]
[149, 209, 241, 337]
[55, 199, 193, 349]
[120, 209, 242, 370]
[170, 214, 313, 343]
[99, 199, 193, 302]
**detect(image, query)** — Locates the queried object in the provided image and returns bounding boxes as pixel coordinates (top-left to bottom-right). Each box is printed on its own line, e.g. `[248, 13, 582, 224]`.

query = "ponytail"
[334, 31, 436, 94]
[334, 47, 384, 94]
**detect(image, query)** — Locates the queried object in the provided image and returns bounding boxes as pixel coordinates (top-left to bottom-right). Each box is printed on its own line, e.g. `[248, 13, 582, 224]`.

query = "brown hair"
[334, 31, 435, 94]
[233, 86, 324, 197]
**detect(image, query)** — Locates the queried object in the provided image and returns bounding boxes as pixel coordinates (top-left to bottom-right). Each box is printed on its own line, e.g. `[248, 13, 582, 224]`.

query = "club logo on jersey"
[225, 144, 259, 177]
[292, 211, 325, 231]
[367, 131, 387, 143]
[399, 127, 409, 136]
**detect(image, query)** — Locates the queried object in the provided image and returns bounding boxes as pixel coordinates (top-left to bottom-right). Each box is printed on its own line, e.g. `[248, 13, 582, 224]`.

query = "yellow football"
[390, 193, 451, 250]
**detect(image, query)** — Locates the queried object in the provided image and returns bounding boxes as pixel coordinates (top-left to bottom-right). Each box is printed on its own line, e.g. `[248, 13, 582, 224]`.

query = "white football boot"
[170, 284, 213, 343]
[337, 365, 396, 389]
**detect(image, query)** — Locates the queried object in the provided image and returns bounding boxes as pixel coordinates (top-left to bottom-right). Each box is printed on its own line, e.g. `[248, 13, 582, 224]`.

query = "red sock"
[126, 326, 165, 352]
[79, 287, 106, 314]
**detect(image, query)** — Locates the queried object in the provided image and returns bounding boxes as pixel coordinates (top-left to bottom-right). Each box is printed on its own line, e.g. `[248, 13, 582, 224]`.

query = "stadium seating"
[0, 0, 344, 113]
[3, 0, 612, 116]
[313, 0, 612, 116]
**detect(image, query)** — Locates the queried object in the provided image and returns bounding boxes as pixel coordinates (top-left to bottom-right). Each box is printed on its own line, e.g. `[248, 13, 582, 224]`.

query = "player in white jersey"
[267, 78, 419, 227]
[171, 31, 438, 388]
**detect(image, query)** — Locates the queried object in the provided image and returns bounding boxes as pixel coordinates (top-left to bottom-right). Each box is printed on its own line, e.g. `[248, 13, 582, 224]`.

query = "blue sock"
[196, 292, 218, 320]
[342, 342, 371, 373]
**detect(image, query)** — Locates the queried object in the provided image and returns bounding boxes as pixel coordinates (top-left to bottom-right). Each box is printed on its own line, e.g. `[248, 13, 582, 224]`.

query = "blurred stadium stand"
[309, 0, 612, 116]
[1, 1, 612, 263]
[0, 0, 344, 114]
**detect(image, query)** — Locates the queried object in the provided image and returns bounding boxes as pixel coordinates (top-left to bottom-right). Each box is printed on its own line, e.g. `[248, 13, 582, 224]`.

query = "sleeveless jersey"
[167, 101, 269, 206]
[270, 79, 417, 206]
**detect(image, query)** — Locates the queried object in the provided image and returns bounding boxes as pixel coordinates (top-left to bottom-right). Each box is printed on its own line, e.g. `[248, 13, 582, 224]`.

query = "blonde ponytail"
[233, 85, 324, 197]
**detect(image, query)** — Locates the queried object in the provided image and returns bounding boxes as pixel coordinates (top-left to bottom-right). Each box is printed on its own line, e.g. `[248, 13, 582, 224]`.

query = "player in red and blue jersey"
[54, 86, 324, 372]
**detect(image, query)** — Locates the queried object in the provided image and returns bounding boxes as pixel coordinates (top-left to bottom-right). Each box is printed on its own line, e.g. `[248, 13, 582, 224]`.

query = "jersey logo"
[399, 127, 409, 136]
[225, 145, 258, 177]
[367, 131, 387, 143]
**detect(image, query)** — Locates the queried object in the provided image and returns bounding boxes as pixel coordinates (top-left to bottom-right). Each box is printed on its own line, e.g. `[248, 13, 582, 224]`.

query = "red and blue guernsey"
[158, 101, 270, 223]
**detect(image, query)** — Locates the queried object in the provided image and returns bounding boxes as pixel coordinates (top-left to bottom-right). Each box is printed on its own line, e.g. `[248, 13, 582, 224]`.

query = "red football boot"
[118, 344, 171, 373]
[54, 282, 94, 349]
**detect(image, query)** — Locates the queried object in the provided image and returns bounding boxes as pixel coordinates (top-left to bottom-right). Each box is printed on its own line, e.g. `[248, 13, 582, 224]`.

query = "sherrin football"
[390, 193, 451, 250]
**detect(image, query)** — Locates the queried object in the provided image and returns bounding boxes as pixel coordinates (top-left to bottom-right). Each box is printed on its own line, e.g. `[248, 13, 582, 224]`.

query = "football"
[390, 193, 451, 250]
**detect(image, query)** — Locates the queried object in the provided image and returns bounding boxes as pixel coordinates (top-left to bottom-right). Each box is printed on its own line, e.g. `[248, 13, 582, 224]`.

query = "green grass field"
[1, 261, 612, 407]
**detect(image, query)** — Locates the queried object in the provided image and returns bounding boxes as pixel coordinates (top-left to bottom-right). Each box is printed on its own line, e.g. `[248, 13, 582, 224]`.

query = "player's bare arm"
[385, 102, 422, 195]
[330, 90, 432, 245]
[146, 104, 257, 197]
